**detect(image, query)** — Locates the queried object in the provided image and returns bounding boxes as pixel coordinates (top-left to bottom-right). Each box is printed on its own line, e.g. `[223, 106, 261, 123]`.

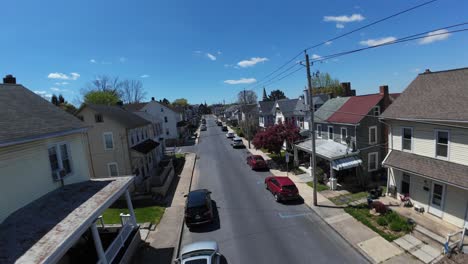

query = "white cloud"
[101, 61, 112, 65]
[311, 54, 322, 60]
[224, 78, 257, 85]
[55, 82, 69, 86]
[206, 53, 216, 61]
[359, 36, 396, 47]
[50, 87, 61, 91]
[193, 50, 202, 54]
[119, 57, 127, 63]
[217, 51, 222, 55]
[324, 13, 365, 28]
[34, 91, 52, 99]
[237, 57, 269, 68]
[34, 90, 47, 95]
[47, 72, 80, 80]
[140, 74, 150, 78]
[90, 59, 97, 63]
[419, 29, 451, 45]
[325, 41, 332, 45]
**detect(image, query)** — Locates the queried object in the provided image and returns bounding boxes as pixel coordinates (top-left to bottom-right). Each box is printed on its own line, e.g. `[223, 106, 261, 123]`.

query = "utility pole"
[243, 89, 251, 148]
[305, 51, 318, 206]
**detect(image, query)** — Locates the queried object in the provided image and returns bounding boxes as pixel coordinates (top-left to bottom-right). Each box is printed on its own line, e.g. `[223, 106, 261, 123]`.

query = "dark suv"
[184, 189, 214, 227]
[221, 126, 228, 132]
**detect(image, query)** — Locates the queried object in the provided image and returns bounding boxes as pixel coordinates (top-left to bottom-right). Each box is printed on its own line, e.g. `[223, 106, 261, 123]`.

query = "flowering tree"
[252, 122, 301, 154]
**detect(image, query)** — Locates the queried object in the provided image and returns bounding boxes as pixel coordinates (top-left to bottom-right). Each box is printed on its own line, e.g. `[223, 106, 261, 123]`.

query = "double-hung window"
[368, 152, 378, 172]
[435, 130, 449, 159]
[369, 126, 377, 145]
[340, 127, 348, 144]
[328, 126, 334, 140]
[402, 127, 413, 151]
[103, 132, 114, 150]
[48, 143, 72, 181]
[108, 163, 119, 177]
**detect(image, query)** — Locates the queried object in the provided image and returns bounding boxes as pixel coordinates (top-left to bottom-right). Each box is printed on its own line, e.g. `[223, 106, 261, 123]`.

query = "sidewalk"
[132, 153, 197, 264]
[236, 137, 423, 263]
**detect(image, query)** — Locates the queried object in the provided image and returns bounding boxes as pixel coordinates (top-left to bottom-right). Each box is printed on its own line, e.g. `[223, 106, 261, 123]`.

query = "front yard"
[306, 181, 329, 192]
[102, 205, 165, 225]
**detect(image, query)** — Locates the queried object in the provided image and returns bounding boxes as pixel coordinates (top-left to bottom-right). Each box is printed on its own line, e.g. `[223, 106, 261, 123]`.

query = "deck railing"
[97, 214, 135, 264]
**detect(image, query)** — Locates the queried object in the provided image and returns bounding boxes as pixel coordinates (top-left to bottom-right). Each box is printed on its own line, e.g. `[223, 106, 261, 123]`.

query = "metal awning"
[332, 156, 362, 171]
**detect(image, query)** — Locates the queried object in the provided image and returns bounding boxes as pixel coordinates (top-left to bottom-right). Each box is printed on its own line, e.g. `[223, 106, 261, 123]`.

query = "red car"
[265, 176, 300, 202]
[246, 155, 268, 170]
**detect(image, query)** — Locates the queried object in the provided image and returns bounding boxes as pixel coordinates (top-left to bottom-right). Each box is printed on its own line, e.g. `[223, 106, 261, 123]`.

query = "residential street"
[180, 116, 367, 264]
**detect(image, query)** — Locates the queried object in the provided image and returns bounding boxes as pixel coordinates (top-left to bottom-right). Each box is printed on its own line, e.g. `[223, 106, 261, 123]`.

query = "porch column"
[91, 221, 108, 264]
[293, 146, 299, 167]
[125, 190, 137, 226]
[329, 162, 336, 191]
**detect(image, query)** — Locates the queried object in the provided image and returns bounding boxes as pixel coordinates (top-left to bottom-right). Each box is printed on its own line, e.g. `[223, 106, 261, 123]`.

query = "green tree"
[160, 98, 170, 105]
[172, 98, 189, 107]
[311, 71, 344, 96]
[84, 90, 120, 105]
[51, 94, 59, 106]
[58, 94, 65, 104]
[268, 89, 287, 101]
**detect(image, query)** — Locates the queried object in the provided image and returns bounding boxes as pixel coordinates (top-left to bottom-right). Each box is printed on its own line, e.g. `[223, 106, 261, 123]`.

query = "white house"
[0, 75, 140, 264]
[381, 68, 468, 229]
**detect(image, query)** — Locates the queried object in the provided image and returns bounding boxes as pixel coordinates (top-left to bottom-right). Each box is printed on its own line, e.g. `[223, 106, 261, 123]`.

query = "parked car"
[221, 126, 228, 132]
[264, 176, 300, 202]
[201, 125, 207, 131]
[246, 155, 268, 170]
[202, 118, 206, 124]
[184, 189, 214, 227]
[226, 132, 235, 138]
[217, 121, 222, 126]
[231, 137, 244, 148]
[175, 241, 223, 264]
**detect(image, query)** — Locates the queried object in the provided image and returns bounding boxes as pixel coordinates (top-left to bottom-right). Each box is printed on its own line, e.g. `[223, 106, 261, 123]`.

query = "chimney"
[151, 97, 155, 101]
[380, 85, 391, 112]
[350, 90, 356, 96]
[424, 69, 431, 74]
[3, 74, 16, 84]
[340, 82, 352, 96]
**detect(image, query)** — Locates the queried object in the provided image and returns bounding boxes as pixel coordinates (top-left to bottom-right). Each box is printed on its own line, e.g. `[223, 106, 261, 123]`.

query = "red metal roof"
[326, 94, 383, 124]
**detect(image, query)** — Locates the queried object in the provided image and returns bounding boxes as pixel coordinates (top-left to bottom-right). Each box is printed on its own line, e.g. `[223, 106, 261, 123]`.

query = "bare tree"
[121, 80, 147, 104]
[237, 90, 257, 104]
[81, 75, 123, 98]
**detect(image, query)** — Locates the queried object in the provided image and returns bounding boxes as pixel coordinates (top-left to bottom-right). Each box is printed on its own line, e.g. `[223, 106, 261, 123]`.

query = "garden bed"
[344, 204, 414, 241]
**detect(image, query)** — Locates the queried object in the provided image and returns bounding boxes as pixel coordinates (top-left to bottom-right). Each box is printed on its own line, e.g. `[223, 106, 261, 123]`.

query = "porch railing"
[97, 214, 135, 264]
[444, 229, 465, 254]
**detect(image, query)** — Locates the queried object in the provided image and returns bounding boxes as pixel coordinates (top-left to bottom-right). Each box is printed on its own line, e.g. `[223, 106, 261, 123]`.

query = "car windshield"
[182, 250, 214, 260]
[185, 260, 208, 264]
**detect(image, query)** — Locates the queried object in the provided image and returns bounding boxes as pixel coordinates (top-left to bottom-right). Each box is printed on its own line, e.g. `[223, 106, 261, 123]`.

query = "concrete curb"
[173, 153, 197, 261]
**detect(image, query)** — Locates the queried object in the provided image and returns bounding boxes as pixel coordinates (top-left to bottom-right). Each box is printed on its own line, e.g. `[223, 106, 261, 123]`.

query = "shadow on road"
[188, 201, 221, 233]
[132, 244, 174, 264]
[281, 197, 305, 205]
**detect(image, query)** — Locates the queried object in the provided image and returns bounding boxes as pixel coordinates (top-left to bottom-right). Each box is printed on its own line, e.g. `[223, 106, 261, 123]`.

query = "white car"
[226, 132, 234, 138]
[231, 137, 244, 148]
[175, 241, 222, 264]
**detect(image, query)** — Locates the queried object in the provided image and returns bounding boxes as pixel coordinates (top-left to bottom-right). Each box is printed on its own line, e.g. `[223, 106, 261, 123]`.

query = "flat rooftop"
[296, 138, 358, 160]
[0, 177, 133, 264]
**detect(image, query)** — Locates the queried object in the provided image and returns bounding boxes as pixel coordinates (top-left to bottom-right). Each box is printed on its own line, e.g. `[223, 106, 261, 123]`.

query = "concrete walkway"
[132, 153, 197, 264]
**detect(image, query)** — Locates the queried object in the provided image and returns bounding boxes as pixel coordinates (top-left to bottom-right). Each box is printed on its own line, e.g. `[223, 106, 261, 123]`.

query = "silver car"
[231, 137, 244, 148]
[175, 241, 222, 264]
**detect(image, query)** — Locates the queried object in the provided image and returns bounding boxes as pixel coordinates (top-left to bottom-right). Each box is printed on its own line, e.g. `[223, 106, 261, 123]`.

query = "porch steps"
[414, 225, 446, 246]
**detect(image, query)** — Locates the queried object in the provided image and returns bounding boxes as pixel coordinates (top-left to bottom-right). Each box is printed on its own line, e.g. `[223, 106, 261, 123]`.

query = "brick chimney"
[424, 69, 431, 74]
[340, 82, 352, 96]
[151, 97, 155, 101]
[380, 85, 390, 111]
[3, 74, 16, 84]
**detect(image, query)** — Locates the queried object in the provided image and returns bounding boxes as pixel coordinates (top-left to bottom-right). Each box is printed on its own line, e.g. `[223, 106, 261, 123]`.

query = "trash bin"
[330, 178, 337, 190]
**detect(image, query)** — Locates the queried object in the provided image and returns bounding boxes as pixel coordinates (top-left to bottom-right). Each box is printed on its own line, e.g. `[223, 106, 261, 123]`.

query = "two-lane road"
[181, 116, 366, 264]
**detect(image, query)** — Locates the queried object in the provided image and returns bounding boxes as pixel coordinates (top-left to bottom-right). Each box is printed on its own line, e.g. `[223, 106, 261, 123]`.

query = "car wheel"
[265, 183, 269, 190]
[274, 194, 280, 202]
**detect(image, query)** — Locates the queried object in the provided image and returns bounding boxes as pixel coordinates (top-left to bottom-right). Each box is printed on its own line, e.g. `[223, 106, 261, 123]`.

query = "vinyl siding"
[0, 133, 90, 223]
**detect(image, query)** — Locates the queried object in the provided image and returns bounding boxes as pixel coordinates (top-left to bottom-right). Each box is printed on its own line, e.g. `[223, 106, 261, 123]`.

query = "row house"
[258, 100, 276, 128]
[76, 104, 161, 193]
[0, 75, 140, 264]
[381, 68, 468, 230]
[294, 85, 399, 188]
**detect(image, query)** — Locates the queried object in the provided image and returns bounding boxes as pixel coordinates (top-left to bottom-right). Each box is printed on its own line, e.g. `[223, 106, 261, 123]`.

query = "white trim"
[317, 124, 322, 138]
[107, 162, 119, 177]
[340, 127, 347, 144]
[429, 181, 446, 218]
[401, 127, 413, 152]
[369, 126, 377, 145]
[103, 132, 114, 150]
[434, 129, 450, 160]
[328, 126, 334, 141]
[368, 152, 379, 172]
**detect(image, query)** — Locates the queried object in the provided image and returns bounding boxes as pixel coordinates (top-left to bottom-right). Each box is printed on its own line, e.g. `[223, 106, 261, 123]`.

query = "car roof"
[271, 176, 295, 186]
[187, 189, 209, 207]
[181, 241, 218, 256]
[233, 137, 242, 140]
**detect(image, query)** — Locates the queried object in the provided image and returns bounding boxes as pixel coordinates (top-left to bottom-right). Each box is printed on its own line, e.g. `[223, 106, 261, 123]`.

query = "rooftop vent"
[3, 74, 16, 84]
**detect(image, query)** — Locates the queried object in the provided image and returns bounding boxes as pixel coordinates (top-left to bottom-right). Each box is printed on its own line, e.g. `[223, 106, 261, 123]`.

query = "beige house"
[76, 104, 162, 192]
[0, 75, 140, 263]
[381, 68, 468, 230]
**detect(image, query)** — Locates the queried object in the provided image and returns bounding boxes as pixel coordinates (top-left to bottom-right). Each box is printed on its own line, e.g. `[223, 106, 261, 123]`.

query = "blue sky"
[1, 0, 467, 105]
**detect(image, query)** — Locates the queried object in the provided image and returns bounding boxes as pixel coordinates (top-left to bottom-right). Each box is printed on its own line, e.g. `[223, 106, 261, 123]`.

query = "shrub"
[371, 201, 388, 214]
[389, 220, 405, 232]
[377, 217, 388, 226]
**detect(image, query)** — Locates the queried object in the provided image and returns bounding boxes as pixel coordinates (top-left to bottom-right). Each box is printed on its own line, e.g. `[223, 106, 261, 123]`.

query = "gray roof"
[225, 104, 240, 113]
[295, 138, 359, 160]
[241, 104, 258, 114]
[0, 84, 86, 146]
[312, 94, 330, 105]
[79, 104, 150, 129]
[0, 177, 133, 264]
[383, 150, 468, 189]
[381, 68, 468, 122]
[314, 97, 350, 122]
[258, 101, 275, 115]
[276, 98, 307, 116]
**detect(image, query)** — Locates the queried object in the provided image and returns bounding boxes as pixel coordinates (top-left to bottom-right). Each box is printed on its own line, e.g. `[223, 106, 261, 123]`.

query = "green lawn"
[329, 191, 368, 206]
[344, 205, 413, 241]
[102, 206, 165, 225]
[306, 181, 329, 192]
[175, 153, 185, 159]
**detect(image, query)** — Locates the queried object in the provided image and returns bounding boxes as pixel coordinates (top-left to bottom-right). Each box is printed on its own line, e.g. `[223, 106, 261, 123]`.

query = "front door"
[429, 182, 445, 218]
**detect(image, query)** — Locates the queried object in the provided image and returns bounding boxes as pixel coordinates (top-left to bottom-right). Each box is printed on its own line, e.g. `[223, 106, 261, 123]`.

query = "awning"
[295, 138, 359, 160]
[131, 139, 160, 154]
[332, 156, 362, 171]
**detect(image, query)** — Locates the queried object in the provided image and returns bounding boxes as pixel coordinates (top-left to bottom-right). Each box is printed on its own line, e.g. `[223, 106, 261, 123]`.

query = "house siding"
[0, 133, 90, 223]
[141, 101, 180, 140]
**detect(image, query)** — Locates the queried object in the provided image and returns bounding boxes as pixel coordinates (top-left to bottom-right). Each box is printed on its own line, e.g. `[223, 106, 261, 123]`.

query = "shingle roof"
[383, 150, 468, 189]
[241, 104, 258, 114]
[0, 84, 86, 146]
[124, 102, 147, 111]
[276, 98, 306, 116]
[327, 94, 383, 124]
[381, 68, 468, 122]
[131, 139, 160, 154]
[312, 94, 329, 105]
[314, 97, 350, 122]
[258, 101, 275, 115]
[80, 104, 150, 128]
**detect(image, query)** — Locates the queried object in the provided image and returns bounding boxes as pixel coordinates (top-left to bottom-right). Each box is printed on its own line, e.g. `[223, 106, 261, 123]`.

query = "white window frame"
[369, 126, 378, 145]
[368, 152, 379, 172]
[340, 127, 348, 144]
[317, 124, 322, 138]
[434, 129, 450, 160]
[401, 127, 413, 152]
[48, 142, 73, 181]
[107, 162, 119, 177]
[373, 106, 380, 116]
[103, 132, 114, 150]
[328, 126, 334, 140]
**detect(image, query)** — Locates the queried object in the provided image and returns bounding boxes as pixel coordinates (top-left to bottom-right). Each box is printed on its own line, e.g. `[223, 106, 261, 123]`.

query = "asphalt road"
[180, 116, 367, 264]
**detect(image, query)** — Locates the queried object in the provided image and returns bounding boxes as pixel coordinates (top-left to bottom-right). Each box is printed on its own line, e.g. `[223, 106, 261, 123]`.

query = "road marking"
[278, 212, 312, 219]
